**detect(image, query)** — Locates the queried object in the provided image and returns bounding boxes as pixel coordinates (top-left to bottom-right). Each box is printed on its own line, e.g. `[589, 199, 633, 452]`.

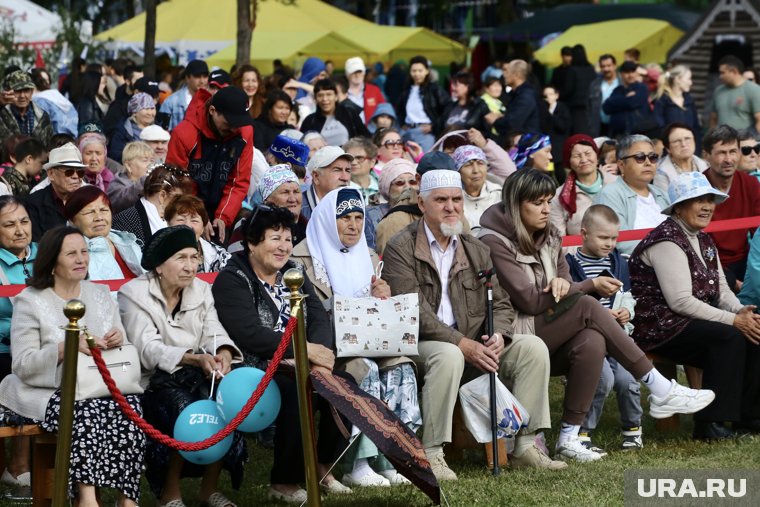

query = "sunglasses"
[57, 168, 86, 178]
[620, 152, 659, 164]
[382, 140, 404, 148]
[392, 178, 418, 187]
[741, 144, 760, 156]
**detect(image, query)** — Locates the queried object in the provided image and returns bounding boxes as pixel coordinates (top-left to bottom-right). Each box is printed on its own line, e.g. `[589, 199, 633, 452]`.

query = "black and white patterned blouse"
[258, 271, 291, 332]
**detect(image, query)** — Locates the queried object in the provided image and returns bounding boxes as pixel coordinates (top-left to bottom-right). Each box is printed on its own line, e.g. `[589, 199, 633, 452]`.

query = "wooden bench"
[0, 425, 56, 506]
[646, 354, 703, 431]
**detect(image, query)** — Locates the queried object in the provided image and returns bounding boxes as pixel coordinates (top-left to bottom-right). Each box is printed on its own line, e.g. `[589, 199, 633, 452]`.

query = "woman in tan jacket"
[478, 169, 716, 463]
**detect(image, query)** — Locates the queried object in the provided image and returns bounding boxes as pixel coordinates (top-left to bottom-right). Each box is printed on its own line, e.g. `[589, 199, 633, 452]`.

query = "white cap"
[420, 169, 462, 193]
[140, 124, 171, 142]
[306, 146, 354, 172]
[345, 57, 366, 75]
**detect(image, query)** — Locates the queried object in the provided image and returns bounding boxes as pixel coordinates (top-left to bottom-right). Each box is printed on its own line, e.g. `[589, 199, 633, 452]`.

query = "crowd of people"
[0, 44, 758, 506]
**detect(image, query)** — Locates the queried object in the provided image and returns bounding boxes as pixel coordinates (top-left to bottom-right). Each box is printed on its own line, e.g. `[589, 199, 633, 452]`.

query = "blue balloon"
[174, 399, 233, 465]
[216, 367, 281, 433]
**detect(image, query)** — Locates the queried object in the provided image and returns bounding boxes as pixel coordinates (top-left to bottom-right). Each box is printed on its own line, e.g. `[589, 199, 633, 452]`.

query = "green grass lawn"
[2, 377, 759, 506]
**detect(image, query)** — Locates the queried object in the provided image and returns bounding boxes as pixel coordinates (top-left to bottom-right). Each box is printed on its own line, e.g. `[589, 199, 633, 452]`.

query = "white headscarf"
[306, 187, 374, 298]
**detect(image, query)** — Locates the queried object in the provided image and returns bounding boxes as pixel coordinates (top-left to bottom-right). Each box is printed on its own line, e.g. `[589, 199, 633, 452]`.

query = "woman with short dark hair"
[252, 90, 295, 152]
[396, 55, 449, 151]
[212, 206, 349, 503]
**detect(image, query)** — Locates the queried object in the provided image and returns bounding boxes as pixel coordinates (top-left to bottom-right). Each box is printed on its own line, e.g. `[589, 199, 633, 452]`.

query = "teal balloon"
[174, 399, 233, 465]
[216, 367, 281, 433]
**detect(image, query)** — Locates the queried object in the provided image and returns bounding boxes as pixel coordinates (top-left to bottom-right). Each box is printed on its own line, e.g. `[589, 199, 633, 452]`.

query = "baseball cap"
[416, 151, 457, 176]
[345, 57, 366, 75]
[133, 77, 160, 98]
[306, 146, 354, 172]
[140, 124, 171, 142]
[620, 61, 638, 73]
[209, 69, 231, 89]
[185, 59, 209, 77]
[209, 86, 254, 128]
[3, 70, 34, 91]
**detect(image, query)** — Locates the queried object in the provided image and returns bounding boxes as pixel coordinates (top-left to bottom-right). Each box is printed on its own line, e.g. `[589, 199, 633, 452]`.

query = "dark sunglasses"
[58, 167, 86, 178]
[382, 140, 404, 148]
[620, 152, 659, 164]
[741, 144, 760, 156]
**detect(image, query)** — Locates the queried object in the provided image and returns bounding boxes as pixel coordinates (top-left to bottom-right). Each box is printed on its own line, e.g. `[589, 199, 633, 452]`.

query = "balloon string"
[88, 316, 295, 452]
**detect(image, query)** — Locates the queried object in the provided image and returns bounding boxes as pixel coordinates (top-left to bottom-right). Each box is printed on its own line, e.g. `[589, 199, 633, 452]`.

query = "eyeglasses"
[741, 144, 760, 155]
[392, 178, 418, 187]
[620, 152, 659, 164]
[350, 155, 368, 164]
[58, 168, 86, 178]
[382, 140, 404, 148]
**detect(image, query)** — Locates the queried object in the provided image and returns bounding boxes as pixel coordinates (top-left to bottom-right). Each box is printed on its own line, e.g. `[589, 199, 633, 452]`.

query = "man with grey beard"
[383, 170, 564, 482]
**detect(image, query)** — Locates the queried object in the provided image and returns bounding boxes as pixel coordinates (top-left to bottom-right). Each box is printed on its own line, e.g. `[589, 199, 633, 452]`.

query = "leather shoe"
[693, 421, 735, 441]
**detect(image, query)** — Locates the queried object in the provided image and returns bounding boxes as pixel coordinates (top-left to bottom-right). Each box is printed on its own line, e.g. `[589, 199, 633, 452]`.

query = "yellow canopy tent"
[534, 18, 684, 67]
[96, 0, 466, 72]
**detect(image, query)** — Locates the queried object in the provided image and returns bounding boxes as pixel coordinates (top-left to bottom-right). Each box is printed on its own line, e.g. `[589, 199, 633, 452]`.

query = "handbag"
[333, 293, 419, 358]
[75, 343, 143, 400]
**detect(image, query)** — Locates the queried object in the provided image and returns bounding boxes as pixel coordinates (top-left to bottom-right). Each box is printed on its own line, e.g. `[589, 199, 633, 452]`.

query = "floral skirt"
[39, 391, 145, 502]
[358, 359, 422, 430]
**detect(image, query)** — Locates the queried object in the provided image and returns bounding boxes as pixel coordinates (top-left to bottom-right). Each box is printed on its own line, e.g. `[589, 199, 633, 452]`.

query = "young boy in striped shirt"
[566, 204, 643, 453]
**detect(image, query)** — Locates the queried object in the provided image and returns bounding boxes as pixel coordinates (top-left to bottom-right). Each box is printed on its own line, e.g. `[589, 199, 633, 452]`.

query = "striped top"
[573, 250, 613, 308]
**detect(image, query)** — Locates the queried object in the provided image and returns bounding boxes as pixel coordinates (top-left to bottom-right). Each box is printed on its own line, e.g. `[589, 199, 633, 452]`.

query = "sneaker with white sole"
[577, 434, 608, 457]
[648, 380, 715, 419]
[378, 469, 411, 485]
[555, 437, 605, 463]
[621, 427, 644, 450]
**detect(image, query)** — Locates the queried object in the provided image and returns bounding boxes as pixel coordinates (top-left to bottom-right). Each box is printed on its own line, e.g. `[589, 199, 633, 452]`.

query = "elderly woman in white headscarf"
[291, 187, 421, 488]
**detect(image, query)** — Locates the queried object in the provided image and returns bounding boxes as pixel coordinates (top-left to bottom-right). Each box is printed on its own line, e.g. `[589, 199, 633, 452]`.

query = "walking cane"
[478, 269, 500, 476]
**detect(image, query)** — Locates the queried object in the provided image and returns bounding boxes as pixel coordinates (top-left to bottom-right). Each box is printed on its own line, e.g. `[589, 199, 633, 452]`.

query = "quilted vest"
[629, 218, 720, 351]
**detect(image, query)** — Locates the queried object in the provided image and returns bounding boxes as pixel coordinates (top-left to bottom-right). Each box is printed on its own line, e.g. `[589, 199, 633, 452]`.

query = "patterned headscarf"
[128, 92, 156, 115]
[452, 145, 487, 171]
[511, 133, 551, 170]
[258, 164, 299, 202]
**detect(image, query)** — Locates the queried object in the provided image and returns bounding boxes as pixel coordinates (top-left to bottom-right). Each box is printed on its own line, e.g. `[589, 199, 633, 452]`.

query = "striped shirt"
[573, 250, 613, 308]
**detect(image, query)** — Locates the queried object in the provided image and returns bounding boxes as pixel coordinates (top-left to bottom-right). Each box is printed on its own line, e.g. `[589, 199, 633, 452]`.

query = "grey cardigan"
[0, 282, 125, 420]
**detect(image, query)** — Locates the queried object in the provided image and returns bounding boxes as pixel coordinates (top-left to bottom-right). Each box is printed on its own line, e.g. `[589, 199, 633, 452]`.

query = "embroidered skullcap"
[419, 169, 462, 193]
[335, 188, 364, 218]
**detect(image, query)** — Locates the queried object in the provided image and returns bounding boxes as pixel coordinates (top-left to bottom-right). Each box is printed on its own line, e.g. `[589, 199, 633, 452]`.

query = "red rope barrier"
[89, 316, 296, 452]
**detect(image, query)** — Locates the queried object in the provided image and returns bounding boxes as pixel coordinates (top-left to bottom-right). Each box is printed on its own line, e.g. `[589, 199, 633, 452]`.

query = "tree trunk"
[236, 0, 254, 69]
[144, 0, 157, 79]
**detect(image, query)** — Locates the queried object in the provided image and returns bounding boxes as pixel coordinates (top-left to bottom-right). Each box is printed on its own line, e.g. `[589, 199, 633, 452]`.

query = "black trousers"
[271, 373, 345, 484]
[651, 319, 760, 422]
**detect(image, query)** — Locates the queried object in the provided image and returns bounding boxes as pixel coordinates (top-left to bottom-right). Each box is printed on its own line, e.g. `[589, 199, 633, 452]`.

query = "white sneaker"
[0, 469, 30, 487]
[555, 437, 604, 463]
[648, 380, 715, 419]
[378, 469, 411, 485]
[342, 470, 390, 487]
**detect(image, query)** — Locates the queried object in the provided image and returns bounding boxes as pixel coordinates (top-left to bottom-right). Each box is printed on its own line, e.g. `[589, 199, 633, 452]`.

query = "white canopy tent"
[0, 0, 62, 48]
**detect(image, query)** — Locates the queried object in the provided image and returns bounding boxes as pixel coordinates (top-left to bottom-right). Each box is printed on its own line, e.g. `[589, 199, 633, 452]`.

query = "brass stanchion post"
[52, 299, 85, 506]
[284, 268, 321, 506]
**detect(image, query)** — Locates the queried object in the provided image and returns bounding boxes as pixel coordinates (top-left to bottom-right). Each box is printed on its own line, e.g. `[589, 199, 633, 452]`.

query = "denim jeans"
[581, 357, 643, 432]
[402, 125, 435, 152]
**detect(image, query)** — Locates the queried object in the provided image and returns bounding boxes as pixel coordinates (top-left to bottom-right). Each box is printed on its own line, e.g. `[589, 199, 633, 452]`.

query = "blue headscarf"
[512, 133, 551, 170]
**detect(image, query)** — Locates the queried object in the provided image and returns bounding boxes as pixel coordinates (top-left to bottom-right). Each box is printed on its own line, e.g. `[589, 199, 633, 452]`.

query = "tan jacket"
[118, 273, 242, 382]
[478, 204, 593, 335]
[383, 219, 516, 345]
